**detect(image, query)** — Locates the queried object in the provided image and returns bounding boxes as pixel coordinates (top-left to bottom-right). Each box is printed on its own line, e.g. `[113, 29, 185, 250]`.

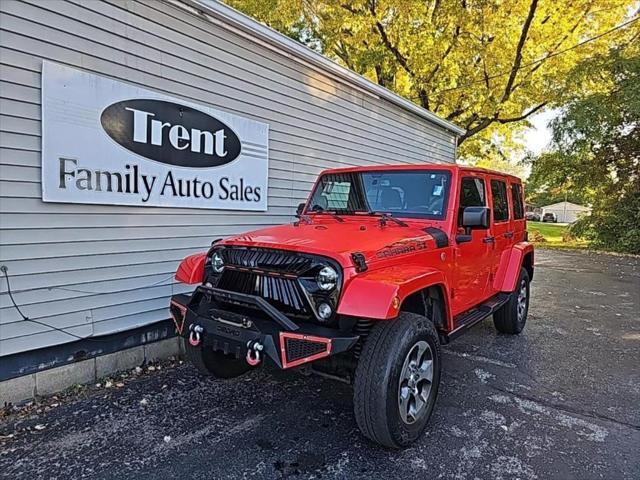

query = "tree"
[527, 43, 639, 253]
[225, 0, 636, 163]
[524, 152, 593, 207]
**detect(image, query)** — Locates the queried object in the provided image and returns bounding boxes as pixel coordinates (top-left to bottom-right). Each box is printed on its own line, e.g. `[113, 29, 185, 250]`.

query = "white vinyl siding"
[0, 0, 457, 356]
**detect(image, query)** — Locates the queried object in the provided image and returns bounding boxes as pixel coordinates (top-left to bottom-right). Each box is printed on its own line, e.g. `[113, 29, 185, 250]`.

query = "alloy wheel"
[398, 340, 434, 424]
[517, 278, 527, 322]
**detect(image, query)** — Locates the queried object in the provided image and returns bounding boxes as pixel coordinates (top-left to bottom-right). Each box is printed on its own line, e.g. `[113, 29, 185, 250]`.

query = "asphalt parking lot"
[1, 249, 639, 480]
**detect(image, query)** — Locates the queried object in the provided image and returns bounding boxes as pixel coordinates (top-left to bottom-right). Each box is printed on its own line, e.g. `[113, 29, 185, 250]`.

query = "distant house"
[541, 201, 591, 223]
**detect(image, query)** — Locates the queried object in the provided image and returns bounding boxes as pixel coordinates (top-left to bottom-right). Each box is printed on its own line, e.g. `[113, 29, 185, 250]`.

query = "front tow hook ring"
[246, 341, 264, 366]
[189, 324, 204, 347]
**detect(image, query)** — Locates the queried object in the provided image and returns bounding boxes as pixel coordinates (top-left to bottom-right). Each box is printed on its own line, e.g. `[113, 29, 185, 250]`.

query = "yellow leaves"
[227, 0, 636, 170]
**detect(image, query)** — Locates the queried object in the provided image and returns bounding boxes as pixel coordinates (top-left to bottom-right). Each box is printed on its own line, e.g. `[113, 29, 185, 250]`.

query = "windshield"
[307, 170, 451, 220]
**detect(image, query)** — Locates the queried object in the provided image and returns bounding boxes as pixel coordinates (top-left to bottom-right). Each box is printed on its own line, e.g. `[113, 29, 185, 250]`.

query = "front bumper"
[170, 285, 359, 369]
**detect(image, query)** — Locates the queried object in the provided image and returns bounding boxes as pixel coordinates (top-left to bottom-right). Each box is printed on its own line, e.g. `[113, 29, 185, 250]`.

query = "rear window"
[490, 180, 509, 222]
[511, 183, 524, 220]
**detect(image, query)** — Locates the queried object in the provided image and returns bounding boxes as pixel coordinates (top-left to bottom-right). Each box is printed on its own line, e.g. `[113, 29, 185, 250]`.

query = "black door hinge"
[351, 252, 368, 272]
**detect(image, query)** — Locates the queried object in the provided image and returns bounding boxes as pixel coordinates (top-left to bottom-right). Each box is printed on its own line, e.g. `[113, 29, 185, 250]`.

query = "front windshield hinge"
[308, 205, 345, 222]
[294, 214, 312, 226]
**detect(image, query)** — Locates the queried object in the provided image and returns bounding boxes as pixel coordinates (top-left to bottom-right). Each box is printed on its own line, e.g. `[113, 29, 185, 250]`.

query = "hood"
[221, 218, 442, 268]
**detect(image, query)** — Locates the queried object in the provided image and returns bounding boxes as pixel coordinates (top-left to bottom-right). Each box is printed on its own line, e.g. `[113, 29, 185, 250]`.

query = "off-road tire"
[493, 267, 530, 334]
[185, 342, 253, 379]
[353, 312, 441, 449]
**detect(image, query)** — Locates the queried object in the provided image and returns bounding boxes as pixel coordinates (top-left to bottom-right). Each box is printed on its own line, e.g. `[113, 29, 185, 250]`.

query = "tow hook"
[188, 324, 204, 347]
[246, 340, 264, 366]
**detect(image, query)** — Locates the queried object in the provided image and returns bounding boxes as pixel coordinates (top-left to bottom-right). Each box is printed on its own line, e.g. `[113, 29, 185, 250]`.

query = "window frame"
[457, 175, 488, 227]
[490, 179, 510, 224]
[307, 170, 453, 221]
[510, 182, 524, 220]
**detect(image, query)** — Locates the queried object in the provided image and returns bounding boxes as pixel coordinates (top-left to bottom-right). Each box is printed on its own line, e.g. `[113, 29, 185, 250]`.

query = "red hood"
[221, 218, 442, 268]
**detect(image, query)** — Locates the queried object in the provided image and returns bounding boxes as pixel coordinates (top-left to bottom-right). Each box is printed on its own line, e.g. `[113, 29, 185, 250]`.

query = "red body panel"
[175, 253, 206, 284]
[493, 243, 534, 292]
[338, 264, 449, 320]
[218, 218, 446, 269]
[173, 164, 533, 334]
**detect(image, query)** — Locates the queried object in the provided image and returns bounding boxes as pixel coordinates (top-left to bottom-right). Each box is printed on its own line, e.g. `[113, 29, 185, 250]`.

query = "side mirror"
[296, 202, 306, 216]
[462, 206, 490, 230]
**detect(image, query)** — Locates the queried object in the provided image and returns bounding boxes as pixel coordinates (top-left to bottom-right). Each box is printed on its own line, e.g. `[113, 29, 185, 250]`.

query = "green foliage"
[528, 43, 640, 254]
[571, 191, 640, 253]
[527, 222, 589, 249]
[524, 151, 593, 206]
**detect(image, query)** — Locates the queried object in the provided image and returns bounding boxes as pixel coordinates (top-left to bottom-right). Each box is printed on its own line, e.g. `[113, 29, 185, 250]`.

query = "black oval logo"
[100, 99, 241, 168]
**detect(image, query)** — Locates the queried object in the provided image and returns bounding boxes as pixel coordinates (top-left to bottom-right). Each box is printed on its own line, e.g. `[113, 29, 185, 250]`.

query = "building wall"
[0, 0, 457, 357]
[542, 202, 591, 223]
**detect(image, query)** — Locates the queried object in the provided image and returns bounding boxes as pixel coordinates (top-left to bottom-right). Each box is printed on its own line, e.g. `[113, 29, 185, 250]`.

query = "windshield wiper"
[308, 206, 345, 222]
[367, 211, 408, 227]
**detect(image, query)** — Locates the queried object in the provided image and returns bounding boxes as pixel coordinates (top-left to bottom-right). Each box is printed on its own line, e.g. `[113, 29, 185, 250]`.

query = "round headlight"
[211, 251, 224, 273]
[317, 302, 333, 320]
[316, 265, 338, 291]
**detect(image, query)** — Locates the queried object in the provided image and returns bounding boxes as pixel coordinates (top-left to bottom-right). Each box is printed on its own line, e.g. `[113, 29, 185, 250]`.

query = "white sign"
[42, 61, 269, 210]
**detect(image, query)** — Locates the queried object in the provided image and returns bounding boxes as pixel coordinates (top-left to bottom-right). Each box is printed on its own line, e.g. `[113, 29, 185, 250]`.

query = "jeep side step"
[440, 292, 511, 344]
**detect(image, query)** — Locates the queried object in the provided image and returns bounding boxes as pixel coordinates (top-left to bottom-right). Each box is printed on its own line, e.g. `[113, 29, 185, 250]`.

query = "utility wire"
[1, 266, 175, 343]
[47, 273, 177, 295]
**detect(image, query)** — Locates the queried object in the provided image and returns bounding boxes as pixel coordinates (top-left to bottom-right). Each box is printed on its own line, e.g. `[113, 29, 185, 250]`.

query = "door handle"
[482, 236, 495, 244]
[504, 231, 514, 238]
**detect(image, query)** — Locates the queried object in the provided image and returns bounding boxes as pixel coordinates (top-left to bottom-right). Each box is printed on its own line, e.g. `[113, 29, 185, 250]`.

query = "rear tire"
[353, 312, 441, 449]
[493, 268, 530, 334]
[185, 343, 253, 379]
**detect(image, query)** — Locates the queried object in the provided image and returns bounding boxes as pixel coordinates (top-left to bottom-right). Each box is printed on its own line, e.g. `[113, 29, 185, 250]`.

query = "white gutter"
[177, 0, 466, 137]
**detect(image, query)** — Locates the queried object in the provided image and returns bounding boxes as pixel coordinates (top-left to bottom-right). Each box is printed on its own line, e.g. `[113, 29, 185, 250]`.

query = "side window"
[310, 181, 351, 210]
[458, 176, 486, 226]
[490, 180, 509, 222]
[511, 183, 524, 220]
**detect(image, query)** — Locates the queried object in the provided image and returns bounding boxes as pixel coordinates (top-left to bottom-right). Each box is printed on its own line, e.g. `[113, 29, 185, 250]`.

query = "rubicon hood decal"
[100, 99, 241, 168]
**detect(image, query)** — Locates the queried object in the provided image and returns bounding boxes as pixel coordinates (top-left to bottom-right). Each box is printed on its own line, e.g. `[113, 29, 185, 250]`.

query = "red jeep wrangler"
[170, 164, 533, 448]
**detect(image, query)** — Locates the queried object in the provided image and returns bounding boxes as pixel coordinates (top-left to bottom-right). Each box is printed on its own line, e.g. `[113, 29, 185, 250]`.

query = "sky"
[524, 108, 559, 155]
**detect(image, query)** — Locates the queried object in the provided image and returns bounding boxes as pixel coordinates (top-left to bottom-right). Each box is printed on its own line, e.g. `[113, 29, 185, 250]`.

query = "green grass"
[527, 221, 588, 249]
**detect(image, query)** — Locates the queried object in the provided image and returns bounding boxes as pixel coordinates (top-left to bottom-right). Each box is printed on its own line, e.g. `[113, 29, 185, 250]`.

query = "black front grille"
[285, 337, 327, 362]
[220, 248, 312, 275]
[217, 268, 309, 315]
[212, 247, 338, 320]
